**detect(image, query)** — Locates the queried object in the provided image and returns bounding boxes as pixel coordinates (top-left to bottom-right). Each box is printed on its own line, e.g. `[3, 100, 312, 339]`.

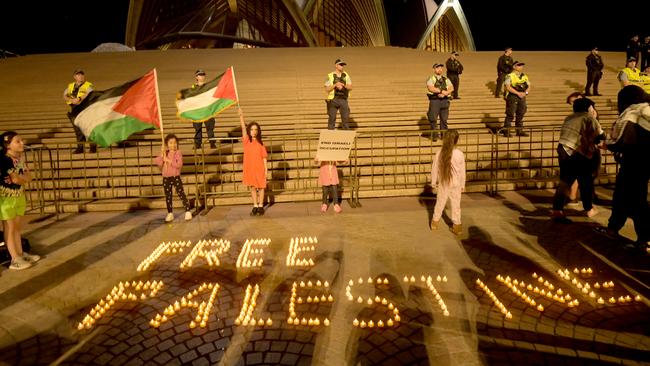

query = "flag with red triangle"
[73, 69, 161, 147]
[176, 67, 238, 122]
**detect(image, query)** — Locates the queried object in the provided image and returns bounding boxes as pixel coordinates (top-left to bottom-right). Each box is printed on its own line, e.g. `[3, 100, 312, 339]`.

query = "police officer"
[626, 35, 641, 62]
[641, 36, 650, 71]
[495, 47, 514, 98]
[502, 61, 530, 137]
[445, 51, 464, 99]
[426, 63, 454, 140]
[63, 69, 96, 154]
[324, 59, 352, 130]
[585, 47, 604, 96]
[617, 58, 641, 87]
[640, 66, 650, 93]
[191, 70, 217, 149]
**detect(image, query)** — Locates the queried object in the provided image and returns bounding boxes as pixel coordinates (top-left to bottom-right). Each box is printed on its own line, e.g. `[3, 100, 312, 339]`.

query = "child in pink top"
[154, 134, 192, 222]
[317, 159, 345, 213]
[430, 130, 465, 235]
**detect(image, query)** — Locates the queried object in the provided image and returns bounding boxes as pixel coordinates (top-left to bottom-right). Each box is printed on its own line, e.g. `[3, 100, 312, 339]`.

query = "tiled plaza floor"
[0, 189, 648, 365]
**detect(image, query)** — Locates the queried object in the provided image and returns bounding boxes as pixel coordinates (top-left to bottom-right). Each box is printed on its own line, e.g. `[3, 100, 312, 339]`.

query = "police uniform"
[617, 61, 642, 88]
[445, 52, 464, 99]
[495, 51, 514, 97]
[585, 49, 603, 96]
[426, 64, 454, 136]
[191, 70, 216, 149]
[503, 62, 529, 136]
[63, 70, 95, 152]
[639, 71, 650, 94]
[325, 59, 352, 130]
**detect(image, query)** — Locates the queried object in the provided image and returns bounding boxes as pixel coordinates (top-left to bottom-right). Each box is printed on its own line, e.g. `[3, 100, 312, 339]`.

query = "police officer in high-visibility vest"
[617, 57, 642, 88]
[502, 61, 530, 137]
[324, 59, 352, 130]
[426, 63, 454, 140]
[63, 69, 96, 153]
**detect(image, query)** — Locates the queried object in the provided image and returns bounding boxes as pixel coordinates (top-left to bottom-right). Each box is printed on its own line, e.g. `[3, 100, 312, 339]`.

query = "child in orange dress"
[239, 107, 268, 216]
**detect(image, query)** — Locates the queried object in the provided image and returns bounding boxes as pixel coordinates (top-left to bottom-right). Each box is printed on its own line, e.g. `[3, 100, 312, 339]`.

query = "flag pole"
[153, 68, 165, 145]
[230, 66, 241, 108]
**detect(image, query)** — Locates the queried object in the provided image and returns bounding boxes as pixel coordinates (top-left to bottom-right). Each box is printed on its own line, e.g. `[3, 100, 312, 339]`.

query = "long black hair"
[246, 121, 263, 144]
[0, 131, 18, 154]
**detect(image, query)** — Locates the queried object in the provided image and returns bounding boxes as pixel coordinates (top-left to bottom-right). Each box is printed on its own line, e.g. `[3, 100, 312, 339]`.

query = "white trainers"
[184, 211, 192, 220]
[9, 257, 32, 270]
[23, 252, 41, 263]
[165, 213, 174, 222]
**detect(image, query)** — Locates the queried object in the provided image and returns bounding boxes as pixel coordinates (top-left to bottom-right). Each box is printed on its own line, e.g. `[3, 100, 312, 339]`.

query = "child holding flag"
[238, 107, 268, 216]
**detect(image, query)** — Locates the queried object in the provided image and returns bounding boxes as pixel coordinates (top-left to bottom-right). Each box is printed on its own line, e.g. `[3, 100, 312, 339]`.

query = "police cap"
[627, 57, 637, 63]
[335, 59, 347, 66]
[195, 69, 206, 76]
[432, 63, 444, 68]
[513, 61, 525, 66]
[73, 69, 85, 75]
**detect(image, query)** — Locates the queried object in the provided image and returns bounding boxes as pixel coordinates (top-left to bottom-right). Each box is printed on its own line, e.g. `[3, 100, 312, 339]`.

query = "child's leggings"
[163, 176, 190, 212]
[322, 185, 339, 204]
[433, 185, 462, 224]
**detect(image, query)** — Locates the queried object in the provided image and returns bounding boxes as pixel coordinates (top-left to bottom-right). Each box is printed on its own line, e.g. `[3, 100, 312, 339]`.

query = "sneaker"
[210, 142, 217, 149]
[500, 130, 512, 138]
[516, 130, 529, 137]
[250, 207, 258, 216]
[72, 147, 84, 154]
[321, 204, 328, 213]
[550, 211, 572, 224]
[333, 204, 342, 213]
[23, 253, 41, 263]
[585, 207, 598, 218]
[257, 207, 265, 216]
[9, 258, 32, 270]
[165, 213, 174, 222]
[184, 211, 192, 220]
[450, 224, 462, 235]
[431, 219, 439, 230]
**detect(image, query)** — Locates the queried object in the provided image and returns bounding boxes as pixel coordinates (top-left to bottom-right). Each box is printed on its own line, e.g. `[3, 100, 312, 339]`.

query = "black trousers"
[495, 72, 506, 97]
[504, 94, 526, 128]
[427, 98, 450, 130]
[193, 118, 215, 147]
[322, 185, 339, 204]
[163, 176, 190, 213]
[585, 70, 602, 94]
[552, 145, 595, 211]
[608, 164, 650, 242]
[327, 98, 350, 130]
[447, 73, 460, 98]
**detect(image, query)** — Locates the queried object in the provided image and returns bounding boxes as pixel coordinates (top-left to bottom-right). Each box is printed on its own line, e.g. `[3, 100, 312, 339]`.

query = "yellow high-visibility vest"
[506, 72, 529, 96]
[326, 72, 351, 100]
[65, 81, 93, 105]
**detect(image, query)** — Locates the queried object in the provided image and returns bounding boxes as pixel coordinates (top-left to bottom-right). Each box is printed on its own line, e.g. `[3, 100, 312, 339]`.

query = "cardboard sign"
[315, 130, 356, 161]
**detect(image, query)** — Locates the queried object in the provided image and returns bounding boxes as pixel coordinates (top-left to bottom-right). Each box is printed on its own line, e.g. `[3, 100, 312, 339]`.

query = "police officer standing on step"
[191, 70, 217, 149]
[324, 59, 352, 130]
[63, 69, 96, 154]
[585, 47, 604, 96]
[426, 63, 454, 140]
[502, 61, 530, 137]
[495, 47, 514, 98]
[445, 51, 463, 99]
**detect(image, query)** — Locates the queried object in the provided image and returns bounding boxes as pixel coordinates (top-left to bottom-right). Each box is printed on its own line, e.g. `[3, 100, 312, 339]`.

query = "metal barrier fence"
[23, 126, 618, 216]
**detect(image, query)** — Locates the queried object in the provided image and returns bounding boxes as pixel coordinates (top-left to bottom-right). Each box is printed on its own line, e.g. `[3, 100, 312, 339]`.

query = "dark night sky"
[0, 1, 648, 55]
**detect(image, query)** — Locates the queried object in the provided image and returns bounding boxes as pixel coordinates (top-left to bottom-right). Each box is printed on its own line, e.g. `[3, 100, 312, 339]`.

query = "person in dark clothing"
[595, 85, 650, 251]
[627, 35, 641, 62]
[445, 51, 464, 99]
[585, 47, 604, 96]
[495, 47, 514, 98]
[641, 36, 650, 71]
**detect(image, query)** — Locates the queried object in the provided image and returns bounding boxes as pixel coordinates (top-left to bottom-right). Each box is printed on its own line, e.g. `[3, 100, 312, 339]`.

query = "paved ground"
[0, 189, 648, 366]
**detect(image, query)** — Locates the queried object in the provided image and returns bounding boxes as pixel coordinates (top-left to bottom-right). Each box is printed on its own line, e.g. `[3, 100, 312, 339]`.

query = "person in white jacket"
[431, 130, 466, 235]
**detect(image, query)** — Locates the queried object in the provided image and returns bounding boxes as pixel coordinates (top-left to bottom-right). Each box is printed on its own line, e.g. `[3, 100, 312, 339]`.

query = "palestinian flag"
[176, 67, 238, 122]
[73, 69, 161, 147]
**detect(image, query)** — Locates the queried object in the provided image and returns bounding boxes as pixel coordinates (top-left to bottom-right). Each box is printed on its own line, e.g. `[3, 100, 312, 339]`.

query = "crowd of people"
[3, 44, 650, 271]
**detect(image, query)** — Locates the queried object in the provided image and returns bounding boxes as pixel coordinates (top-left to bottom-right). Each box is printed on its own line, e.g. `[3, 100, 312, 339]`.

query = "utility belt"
[427, 93, 449, 100]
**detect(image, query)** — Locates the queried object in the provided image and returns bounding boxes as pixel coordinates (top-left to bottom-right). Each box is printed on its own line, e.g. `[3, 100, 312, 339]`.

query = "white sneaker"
[23, 252, 41, 263]
[9, 258, 32, 270]
[165, 213, 174, 222]
[184, 211, 192, 220]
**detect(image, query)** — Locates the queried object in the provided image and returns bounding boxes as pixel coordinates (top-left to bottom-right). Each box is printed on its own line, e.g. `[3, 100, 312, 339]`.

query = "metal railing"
[23, 126, 619, 217]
